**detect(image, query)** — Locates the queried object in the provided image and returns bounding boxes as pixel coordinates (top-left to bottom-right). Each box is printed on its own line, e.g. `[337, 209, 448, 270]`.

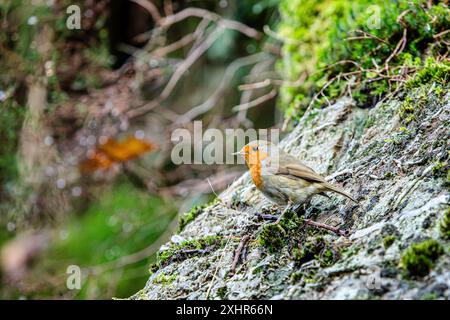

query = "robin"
[234, 140, 357, 221]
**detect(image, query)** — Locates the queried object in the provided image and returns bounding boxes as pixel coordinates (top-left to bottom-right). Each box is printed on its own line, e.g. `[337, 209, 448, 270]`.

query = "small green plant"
[400, 239, 444, 278]
[216, 286, 228, 299]
[432, 162, 448, 177]
[383, 235, 397, 249]
[439, 208, 450, 240]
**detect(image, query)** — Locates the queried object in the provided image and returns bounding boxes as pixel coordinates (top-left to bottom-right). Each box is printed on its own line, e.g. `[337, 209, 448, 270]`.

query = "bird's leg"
[275, 201, 293, 224]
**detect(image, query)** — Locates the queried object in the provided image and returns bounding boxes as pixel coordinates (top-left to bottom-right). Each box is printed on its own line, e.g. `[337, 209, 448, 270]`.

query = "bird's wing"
[276, 163, 327, 183]
[276, 163, 358, 202]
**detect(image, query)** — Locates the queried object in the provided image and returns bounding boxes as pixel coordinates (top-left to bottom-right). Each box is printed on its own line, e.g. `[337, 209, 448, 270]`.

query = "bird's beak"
[232, 151, 244, 155]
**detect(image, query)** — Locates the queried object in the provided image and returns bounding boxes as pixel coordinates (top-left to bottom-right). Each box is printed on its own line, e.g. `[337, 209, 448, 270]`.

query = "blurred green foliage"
[277, 0, 450, 122]
[0, 100, 25, 186]
[1, 182, 177, 299]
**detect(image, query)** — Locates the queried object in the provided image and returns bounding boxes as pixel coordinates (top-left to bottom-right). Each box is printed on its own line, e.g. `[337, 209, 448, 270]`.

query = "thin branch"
[238, 72, 306, 91]
[163, 0, 173, 16]
[433, 29, 450, 39]
[161, 169, 242, 196]
[175, 52, 269, 124]
[304, 218, 349, 237]
[188, 18, 212, 56]
[263, 25, 300, 44]
[160, 7, 261, 39]
[151, 32, 196, 57]
[238, 78, 272, 91]
[346, 30, 389, 44]
[131, 0, 162, 24]
[236, 59, 275, 125]
[160, 27, 225, 99]
[384, 28, 407, 71]
[230, 235, 251, 275]
[232, 89, 277, 112]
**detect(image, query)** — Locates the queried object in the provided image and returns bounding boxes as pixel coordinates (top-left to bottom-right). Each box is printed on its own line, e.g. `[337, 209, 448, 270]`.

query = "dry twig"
[230, 235, 251, 275]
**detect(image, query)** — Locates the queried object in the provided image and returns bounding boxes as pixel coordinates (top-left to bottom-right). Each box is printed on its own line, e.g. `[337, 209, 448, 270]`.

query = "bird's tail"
[323, 183, 358, 203]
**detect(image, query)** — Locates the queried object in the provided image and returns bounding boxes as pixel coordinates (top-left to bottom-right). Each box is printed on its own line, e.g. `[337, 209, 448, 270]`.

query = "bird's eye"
[252, 146, 258, 151]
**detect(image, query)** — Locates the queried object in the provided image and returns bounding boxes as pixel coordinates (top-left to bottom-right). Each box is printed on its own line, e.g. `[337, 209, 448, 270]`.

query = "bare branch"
[345, 30, 389, 44]
[232, 89, 277, 112]
[230, 235, 251, 275]
[160, 27, 225, 99]
[384, 28, 407, 71]
[160, 7, 261, 39]
[151, 32, 196, 57]
[175, 52, 269, 124]
[131, 0, 162, 24]
[433, 29, 450, 39]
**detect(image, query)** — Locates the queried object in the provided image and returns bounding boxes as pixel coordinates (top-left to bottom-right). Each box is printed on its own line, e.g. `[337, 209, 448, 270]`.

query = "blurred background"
[0, 0, 281, 299]
[2, 0, 448, 300]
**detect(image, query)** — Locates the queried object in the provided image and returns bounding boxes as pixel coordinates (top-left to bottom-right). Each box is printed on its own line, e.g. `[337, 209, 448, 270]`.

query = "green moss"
[363, 116, 375, 129]
[400, 239, 444, 278]
[293, 236, 325, 264]
[177, 199, 219, 233]
[432, 162, 449, 177]
[278, 0, 450, 121]
[439, 208, 450, 240]
[178, 206, 204, 233]
[258, 223, 288, 253]
[383, 235, 397, 249]
[341, 244, 361, 258]
[257, 209, 304, 253]
[290, 263, 323, 285]
[421, 292, 437, 300]
[292, 270, 320, 285]
[293, 236, 339, 267]
[405, 58, 450, 89]
[360, 141, 382, 158]
[216, 286, 228, 299]
[148, 263, 159, 277]
[157, 235, 223, 267]
[258, 209, 342, 266]
[152, 272, 177, 286]
[398, 90, 424, 124]
[290, 271, 303, 283]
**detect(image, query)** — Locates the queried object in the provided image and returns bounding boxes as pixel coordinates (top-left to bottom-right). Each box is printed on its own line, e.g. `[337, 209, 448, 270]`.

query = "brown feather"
[276, 155, 358, 203]
[321, 182, 358, 203]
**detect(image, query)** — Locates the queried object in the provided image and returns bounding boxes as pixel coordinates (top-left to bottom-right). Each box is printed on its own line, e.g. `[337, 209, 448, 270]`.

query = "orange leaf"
[80, 151, 114, 173]
[98, 137, 155, 162]
[79, 136, 156, 173]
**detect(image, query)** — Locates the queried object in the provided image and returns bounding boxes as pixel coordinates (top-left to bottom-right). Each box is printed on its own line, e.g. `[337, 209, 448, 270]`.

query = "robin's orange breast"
[249, 163, 264, 189]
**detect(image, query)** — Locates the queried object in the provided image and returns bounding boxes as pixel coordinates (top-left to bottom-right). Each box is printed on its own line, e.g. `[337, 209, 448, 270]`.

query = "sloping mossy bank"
[133, 0, 449, 300]
[133, 83, 449, 299]
[277, 0, 449, 124]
